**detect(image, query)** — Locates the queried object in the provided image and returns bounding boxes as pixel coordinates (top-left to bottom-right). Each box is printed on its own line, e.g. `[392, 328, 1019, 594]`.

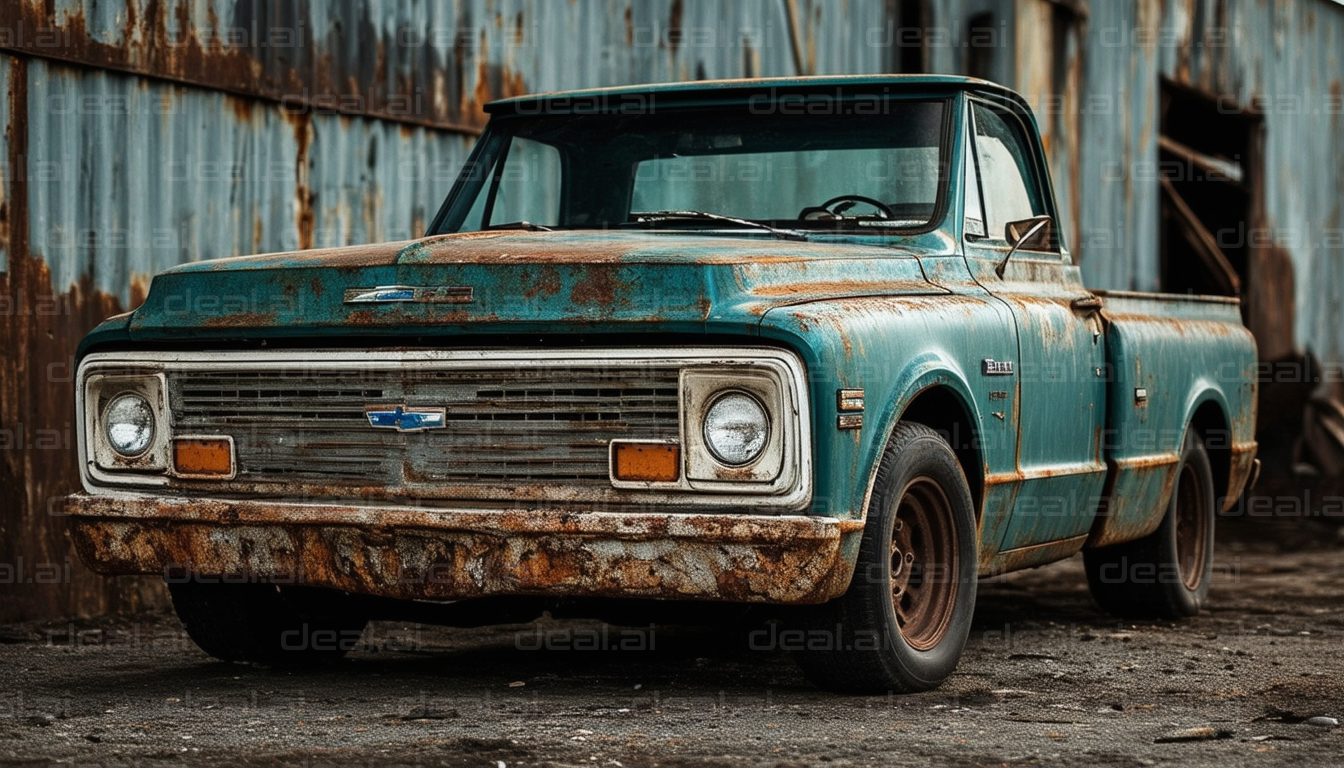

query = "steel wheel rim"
[1174, 461, 1209, 591]
[890, 476, 959, 651]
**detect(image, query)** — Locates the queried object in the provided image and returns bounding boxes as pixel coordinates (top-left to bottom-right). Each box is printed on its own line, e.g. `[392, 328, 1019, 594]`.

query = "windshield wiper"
[632, 210, 808, 242]
[486, 221, 553, 232]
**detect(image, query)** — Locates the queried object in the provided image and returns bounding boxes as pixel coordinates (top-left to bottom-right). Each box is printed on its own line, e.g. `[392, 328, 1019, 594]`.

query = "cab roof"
[484, 74, 1032, 115]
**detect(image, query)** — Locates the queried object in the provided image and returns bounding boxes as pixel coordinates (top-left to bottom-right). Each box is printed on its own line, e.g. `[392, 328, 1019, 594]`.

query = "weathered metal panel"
[922, 0, 1017, 83]
[26, 61, 294, 304]
[305, 115, 475, 249]
[1073, 0, 1164, 293]
[2, 0, 890, 132]
[23, 61, 480, 304]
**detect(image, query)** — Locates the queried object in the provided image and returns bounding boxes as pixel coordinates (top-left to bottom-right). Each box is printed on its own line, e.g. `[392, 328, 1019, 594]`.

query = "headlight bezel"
[680, 365, 793, 489]
[82, 371, 171, 482]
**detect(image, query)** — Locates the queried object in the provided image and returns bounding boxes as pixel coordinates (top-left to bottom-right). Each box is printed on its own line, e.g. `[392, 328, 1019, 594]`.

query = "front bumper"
[63, 494, 862, 605]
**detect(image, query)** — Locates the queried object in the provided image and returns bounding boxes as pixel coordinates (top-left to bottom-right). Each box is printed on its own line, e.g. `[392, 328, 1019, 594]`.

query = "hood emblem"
[344, 285, 474, 304]
[365, 405, 447, 432]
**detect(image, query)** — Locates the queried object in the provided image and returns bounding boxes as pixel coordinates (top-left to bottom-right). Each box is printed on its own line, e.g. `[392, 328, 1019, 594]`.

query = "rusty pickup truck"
[65, 75, 1258, 693]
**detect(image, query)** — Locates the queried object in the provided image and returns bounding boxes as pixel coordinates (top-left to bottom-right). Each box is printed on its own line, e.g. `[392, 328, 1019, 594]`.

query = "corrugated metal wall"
[2, 0, 1341, 620]
[0, 0, 890, 621]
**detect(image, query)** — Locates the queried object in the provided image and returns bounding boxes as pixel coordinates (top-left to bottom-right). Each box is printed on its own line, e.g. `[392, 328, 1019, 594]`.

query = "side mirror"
[996, 215, 1053, 278]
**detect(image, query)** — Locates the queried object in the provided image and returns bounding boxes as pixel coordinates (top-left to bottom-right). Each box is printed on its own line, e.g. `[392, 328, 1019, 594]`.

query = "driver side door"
[962, 101, 1108, 554]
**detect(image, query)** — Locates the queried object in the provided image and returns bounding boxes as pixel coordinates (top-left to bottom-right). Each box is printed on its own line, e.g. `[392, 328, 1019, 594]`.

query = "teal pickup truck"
[65, 76, 1258, 693]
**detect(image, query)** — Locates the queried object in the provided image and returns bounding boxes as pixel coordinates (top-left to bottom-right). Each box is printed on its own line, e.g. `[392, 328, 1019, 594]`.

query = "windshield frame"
[428, 94, 956, 238]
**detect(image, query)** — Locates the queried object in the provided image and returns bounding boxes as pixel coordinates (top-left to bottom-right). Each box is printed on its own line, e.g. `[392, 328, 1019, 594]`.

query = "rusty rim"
[890, 477, 960, 651]
[1174, 460, 1209, 591]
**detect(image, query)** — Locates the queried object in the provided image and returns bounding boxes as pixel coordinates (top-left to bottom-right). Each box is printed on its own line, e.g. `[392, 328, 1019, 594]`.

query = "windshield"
[434, 100, 950, 235]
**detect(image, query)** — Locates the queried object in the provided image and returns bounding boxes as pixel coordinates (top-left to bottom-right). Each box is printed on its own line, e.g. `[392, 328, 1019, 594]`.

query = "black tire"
[168, 580, 367, 665]
[791, 422, 978, 694]
[1084, 429, 1215, 618]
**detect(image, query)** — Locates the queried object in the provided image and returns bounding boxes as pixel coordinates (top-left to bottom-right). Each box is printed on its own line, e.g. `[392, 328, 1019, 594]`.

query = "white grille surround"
[77, 348, 813, 512]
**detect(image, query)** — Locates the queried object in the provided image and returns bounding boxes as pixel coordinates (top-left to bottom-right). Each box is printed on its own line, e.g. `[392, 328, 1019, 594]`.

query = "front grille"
[168, 364, 681, 495]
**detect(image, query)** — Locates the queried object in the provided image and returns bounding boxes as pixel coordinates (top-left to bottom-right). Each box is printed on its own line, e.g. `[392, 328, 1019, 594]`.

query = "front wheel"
[791, 422, 978, 694]
[168, 580, 368, 665]
[1084, 429, 1216, 618]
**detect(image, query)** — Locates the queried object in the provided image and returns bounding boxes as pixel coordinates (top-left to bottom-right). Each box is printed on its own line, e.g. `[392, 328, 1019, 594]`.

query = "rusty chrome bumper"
[62, 493, 863, 605]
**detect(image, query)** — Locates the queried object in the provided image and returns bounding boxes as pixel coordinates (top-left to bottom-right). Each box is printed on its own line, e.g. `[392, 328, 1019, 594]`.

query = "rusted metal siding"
[1074, 0, 1164, 292]
[1, 1, 888, 130]
[25, 58, 480, 302]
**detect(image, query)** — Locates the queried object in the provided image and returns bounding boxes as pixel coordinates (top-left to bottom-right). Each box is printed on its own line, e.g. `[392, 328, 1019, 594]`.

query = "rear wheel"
[791, 422, 978, 693]
[168, 580, 367, 665]
[1084, 429, 1215, 618]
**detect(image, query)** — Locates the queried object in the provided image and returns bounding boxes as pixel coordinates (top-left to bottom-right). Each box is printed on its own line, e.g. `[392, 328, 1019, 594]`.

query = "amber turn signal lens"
[173, 438, 233, 476]
[611, 442, 680, 483]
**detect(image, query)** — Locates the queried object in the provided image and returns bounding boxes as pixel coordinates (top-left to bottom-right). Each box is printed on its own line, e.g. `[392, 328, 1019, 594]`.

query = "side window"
[963, 124, 987, 238]
[480, 137, 562, 228]
[493, 137, 561, 225]
[970, 104, 1052, 249]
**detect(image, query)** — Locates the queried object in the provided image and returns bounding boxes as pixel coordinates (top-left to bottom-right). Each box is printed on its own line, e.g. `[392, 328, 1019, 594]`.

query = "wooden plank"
[1159, 134, 1246, 187]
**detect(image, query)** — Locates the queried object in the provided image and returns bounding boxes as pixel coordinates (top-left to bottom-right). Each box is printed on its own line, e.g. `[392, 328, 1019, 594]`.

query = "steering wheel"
[799, 194, 895, 221]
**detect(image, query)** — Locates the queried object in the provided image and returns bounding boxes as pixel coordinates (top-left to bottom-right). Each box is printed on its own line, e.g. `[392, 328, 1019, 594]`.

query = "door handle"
[1071, 295, 1104, 314]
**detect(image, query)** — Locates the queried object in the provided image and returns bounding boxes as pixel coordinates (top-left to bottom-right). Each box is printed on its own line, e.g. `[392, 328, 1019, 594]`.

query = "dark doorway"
[1157, 79, 1260, 297]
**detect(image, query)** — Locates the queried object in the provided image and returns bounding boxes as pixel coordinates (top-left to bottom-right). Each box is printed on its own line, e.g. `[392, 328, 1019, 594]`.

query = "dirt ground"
[2, 517, 1342, 768]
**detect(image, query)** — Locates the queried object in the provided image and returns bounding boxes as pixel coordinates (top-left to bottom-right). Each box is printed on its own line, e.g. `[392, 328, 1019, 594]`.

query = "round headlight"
[703, 391, 769, 466]
[104, 393, 155, 457]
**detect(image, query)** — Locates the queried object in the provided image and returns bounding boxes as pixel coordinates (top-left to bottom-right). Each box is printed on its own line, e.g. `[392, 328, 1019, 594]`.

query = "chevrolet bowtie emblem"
[344, 285, 474, 304]
[365, 405, 447, 432]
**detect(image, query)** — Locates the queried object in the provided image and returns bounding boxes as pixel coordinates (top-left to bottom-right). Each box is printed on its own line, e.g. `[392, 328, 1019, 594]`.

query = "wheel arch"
[1187, 390, 1233, 510]
[860, 358, 986, 527]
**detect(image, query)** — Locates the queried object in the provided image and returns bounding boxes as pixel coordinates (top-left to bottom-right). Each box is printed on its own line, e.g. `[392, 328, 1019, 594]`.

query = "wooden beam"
[1160, 175, 1242, 295]
[1159, 135, 1245, 187]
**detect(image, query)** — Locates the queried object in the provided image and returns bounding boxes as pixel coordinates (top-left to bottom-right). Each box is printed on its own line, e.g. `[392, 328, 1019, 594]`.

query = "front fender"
[760, 294, 1017, 582]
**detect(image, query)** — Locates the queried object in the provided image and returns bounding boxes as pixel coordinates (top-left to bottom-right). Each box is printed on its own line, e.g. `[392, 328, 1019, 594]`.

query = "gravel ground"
[2, 519, 1342, 767]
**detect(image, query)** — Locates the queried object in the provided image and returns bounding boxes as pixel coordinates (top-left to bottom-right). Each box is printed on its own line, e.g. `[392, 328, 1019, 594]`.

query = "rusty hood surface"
[119, 231, 948, 342]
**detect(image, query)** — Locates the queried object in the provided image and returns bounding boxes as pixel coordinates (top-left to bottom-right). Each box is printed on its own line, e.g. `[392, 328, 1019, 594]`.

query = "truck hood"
[126, 231, 948, 340]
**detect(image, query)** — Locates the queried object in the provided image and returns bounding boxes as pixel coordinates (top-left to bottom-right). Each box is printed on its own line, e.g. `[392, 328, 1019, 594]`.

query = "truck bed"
[1089, 289, 1258, 547]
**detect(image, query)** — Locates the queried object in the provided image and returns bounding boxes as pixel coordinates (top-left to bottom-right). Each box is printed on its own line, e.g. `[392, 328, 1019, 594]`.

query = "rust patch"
[569, 267, 621, 307]
[666, 0, 684, 51]
[63, 495, 858, 605]
[128, 273, 152, 307]
[0, 0, 484, 133]
[749, 280, 938, 297]
[286, 109, 315, 251]
[200, 311, 279, 329]
[523, 264, 563, 299]
[472, 30, 493, 123]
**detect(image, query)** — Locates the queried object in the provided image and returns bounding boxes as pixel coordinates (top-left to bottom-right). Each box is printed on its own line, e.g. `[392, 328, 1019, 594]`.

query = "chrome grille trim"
[77, 349, 813, 511]
[169, 366, 682, 486]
